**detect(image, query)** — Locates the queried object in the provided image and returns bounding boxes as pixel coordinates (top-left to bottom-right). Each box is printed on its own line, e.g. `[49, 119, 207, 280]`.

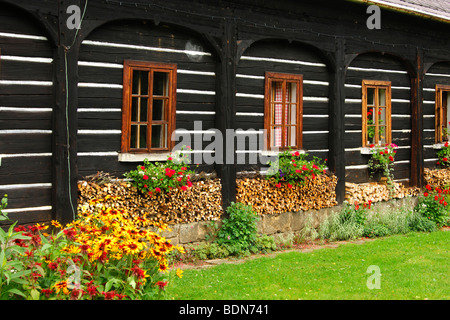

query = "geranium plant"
[124, 146, 195, 196]
[368, 143, 397, 189]
[436, 141, 450, 167]
[414, 185, 450, 227]
[265, 149, 327, 188]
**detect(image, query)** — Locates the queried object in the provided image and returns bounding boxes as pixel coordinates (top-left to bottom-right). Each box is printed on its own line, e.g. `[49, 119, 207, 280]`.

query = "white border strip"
[78, 152, 118, 156]
[177, 88, 215, 95]
[78, 108, 121, 112]
[1, 55, 53, 64]
[82, 40, 211, 56]
[0, 107, 52, 113]
[0, 129, 52, 134]
[240, 55, 326, 67]
[0, 153, 52, 158]
[0, 183, 52, 190]
[236, 112, 264, 116]
[176, 110, 216, 115]
[426, 73, 450, 78]
[0, 80, 52, 86]
[77, 130, 121, 135]
[348, 66, 407, 74]
[0, 32, 47, 41]
[78, 82, 123, 89]
[3, 206, 52, 214]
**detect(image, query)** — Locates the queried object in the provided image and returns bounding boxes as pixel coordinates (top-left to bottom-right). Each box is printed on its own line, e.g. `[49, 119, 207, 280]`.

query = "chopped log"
[345, 181, 419, 204]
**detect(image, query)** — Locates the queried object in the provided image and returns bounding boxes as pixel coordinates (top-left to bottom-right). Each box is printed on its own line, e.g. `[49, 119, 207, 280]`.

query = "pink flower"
[155, 187, 161, 192]
[168, 157, 173, 161]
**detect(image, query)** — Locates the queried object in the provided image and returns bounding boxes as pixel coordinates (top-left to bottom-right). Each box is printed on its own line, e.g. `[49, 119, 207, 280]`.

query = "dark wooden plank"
[0, 156, 52, 185]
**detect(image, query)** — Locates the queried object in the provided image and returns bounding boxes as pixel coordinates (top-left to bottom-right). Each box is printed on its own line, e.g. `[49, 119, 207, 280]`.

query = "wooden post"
[410, 48, 424, 188]
[215, 18, 237, 210]
[329, 38, 346, 203]
[52, 1, 80, 225]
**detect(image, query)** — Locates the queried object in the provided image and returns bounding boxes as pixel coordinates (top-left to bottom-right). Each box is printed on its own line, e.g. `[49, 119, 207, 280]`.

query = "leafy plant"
[124, 146, 195, 196]
[216, 202, 259, 254]
[367, 143, 397, 193]
[265, 149, 327, 188]
[414, 185, 450, 227]
[436, 141, 450, 167]
[0, 198, 184, 300]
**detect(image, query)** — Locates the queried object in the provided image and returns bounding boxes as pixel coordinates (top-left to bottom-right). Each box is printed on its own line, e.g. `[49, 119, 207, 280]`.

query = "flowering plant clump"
[124, 146, 195, 196]
[368, 143, 397, 189]
[266, 149, 327, 188]
[0, 196, 184, 300]
[436, 141, 450, 167]
[414, 185, 450, 227]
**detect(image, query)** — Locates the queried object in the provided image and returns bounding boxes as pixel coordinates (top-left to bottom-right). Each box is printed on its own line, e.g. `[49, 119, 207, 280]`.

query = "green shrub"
[216, 202, 259, 252]
[408, 212, 438, 233]
[363, 224, 391, 238]
[414, 186, 450, 227]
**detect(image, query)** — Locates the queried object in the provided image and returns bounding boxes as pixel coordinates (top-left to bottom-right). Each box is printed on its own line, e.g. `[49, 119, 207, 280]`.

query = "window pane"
[367, 107, 374, 124]
[288, 126, 296, 147]
[139, 125, 147, 149]
[379, 88, 387, 106]
[289, 104, 297, 125]
[445, 92, 449, 141]
[130, 125, 137, 149]
[152, 99, 165, 121]
[367, 88, 375, 106]
[272, 104, 283, 125]
[131, 97, 139, 122]
[153, 72, 168, 96]
[271, 82, 283, 102]
[378, 107, 386, 126]
[132, 70, 149, 95]
[271, 126, 282, 147]
[378, 126, 386, 145]
[140, 98, 148, 122]
[287, 82, 297, 103]
[367, 125, 376, 144]
[151, 124, 167, 148]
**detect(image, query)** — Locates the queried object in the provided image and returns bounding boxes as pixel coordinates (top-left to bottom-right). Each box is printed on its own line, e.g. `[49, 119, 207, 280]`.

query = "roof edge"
[348, 0, 450, 24]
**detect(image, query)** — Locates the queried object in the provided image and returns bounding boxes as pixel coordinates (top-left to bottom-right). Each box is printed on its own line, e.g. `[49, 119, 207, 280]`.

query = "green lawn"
[168, 231, 449, 300]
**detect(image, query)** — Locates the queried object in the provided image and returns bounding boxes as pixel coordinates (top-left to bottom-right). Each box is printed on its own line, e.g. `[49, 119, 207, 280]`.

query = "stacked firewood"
[345, 182, 419, 204]
[236, 174, 338, 215]
[78, 175, 223, 224]
[423, 168, 450, 190]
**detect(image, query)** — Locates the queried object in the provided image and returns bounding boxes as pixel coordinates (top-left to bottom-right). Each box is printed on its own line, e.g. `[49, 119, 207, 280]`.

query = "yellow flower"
[176, 268, 184, 279]
[51, 220, 63, 229]
[62, 245, 81, 254]
[54, 281, 69, 295]
[122, 240, 144, 255]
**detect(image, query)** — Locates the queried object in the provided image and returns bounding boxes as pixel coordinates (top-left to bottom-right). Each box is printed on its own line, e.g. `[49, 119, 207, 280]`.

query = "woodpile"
[236, 174, 338, 215]
[345, 182, 419, 204]
[78, 174, 223, 224]
[424, 168, 450, 190]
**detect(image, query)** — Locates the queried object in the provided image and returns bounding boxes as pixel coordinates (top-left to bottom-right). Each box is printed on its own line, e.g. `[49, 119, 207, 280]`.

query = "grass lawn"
[168, 231, 449, 300]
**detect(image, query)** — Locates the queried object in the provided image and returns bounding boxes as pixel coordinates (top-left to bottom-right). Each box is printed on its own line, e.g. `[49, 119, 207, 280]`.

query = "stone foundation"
[157, 196, 419, 245]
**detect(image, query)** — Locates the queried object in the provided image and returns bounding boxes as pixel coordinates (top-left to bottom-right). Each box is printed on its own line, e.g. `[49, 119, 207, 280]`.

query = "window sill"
[118, 152, 171, 162]
[433, 143, 447, 150]
[261, 149, 306, 157]
[360, 145, 399, 155]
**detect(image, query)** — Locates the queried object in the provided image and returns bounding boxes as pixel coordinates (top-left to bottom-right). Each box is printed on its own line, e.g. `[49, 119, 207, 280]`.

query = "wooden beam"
[328, 38, 346, 203]
[52, 0, 80, 225]
[410, 48, 424, 187]
[215, 18, 237, 210]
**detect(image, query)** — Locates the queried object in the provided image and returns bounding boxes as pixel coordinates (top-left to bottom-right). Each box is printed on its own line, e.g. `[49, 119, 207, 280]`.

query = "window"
[435, 84, 450, 143]
[121, 61, 177, 153]
[264, 72, 303, 151]
[362, 80, 391, 146]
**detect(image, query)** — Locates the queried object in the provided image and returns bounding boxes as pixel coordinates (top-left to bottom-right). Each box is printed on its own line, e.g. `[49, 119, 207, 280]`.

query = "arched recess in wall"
[77, 19, 219, 178]
[423, 61, 450, 168]
[235, 38, 332, 172]
[0, 2, 55, 225]
[344, 51, 414, 185]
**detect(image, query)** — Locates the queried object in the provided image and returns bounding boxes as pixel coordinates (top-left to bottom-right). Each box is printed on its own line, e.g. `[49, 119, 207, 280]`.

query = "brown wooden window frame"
[121, 60, 177, 153]
[435, 84, 450, 143]
[361, 80, 392, 147]
[264, 72, 303, 151]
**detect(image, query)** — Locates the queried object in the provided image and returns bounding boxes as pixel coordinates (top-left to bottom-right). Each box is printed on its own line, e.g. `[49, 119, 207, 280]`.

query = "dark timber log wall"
[0, 3, 54, 225]
[0, 0, 449, 226]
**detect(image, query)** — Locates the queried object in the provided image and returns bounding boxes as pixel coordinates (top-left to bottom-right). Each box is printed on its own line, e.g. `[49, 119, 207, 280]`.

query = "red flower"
[295, 169, 301, 174]
[187, 181, 193, 187]
[140, 166, 145, 170]
[424, 192, 429, 197]
[181, 185, 187, 191]
[168, 157, 173, 161]
[155, 187, 161, 192]
[425, 184, 432, 191]
[389, 156, 394, 161]
[444, 157, 448, 162]
[275, 183, 281, 188]
[294, 151, 300, 156]
[143, 175, 149, 180]
[155, 281, 168, 291]
[287, 183, 293, 188]
[369, 144, 375, 148]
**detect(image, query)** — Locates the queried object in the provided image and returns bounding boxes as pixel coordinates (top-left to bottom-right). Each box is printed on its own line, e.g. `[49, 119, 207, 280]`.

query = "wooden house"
[0, 0, 449, 226]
